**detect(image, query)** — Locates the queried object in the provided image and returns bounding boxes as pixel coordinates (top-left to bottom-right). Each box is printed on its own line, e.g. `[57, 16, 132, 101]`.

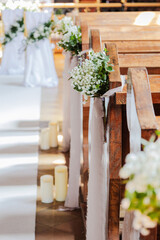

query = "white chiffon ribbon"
[87, 76, 125, 240]
[64, 56, 82, 209]
[62, 51, 72, 152]
[122, 82, 141, 240]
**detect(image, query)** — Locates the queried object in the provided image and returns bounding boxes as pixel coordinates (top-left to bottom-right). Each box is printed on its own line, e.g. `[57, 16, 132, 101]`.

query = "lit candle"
[55, 166, 68, 201]
[40, 128, 50, 150]
[58, 134, 63, 147]
[40, 175, 53, 203]
[49, 122, 58, 148]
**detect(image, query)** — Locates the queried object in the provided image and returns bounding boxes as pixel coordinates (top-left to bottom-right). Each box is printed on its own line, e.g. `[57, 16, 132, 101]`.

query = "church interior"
[0, 1, 160, 240]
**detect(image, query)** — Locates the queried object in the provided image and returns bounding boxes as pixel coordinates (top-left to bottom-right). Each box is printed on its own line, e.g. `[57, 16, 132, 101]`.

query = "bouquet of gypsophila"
[70, 49, 113, 100]
[120, 133, 160, 236]
[57, 25, 82, 56]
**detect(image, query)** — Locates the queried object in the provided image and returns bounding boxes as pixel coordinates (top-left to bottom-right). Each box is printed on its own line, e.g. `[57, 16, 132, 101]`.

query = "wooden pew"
[80, 14, 160, 203]
[127, 67, 160, 240]
[90, 30, 160, 240]
[79, 28, 160, 238]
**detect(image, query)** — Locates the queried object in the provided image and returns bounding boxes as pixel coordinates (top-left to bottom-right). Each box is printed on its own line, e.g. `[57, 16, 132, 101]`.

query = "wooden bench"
[79, 12, 160, 204]
[89, 29, 160, 240]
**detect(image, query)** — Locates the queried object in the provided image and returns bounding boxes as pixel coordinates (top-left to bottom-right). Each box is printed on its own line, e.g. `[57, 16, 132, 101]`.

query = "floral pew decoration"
[0, 0, 39, 75]
[70, 47, 115, 240]
[24, 10, 58, 87]
[70, 49, 112, 99]
[53, 16, 82, 153]
[25, 20, 53, 46]
[52, 16, 83, 209]
[120, 133, 160, 237]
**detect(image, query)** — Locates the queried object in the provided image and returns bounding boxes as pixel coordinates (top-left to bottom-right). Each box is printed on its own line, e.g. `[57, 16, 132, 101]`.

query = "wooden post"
[80, 21, 90, 202]
[105, 43, 122, 240]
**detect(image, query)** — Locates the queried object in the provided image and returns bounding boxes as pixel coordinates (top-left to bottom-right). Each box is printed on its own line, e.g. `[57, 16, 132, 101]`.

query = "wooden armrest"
[90, 29, 102, 52]
[105, 43, 121, 89]
[127, 67, 159, 130]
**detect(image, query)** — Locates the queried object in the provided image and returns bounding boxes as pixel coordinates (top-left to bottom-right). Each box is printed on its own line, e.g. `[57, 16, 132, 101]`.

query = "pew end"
[127, 67, 159, 140]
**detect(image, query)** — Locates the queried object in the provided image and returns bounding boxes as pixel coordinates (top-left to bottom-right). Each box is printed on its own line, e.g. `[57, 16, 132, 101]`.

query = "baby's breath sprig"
[70, 48, 113, 100]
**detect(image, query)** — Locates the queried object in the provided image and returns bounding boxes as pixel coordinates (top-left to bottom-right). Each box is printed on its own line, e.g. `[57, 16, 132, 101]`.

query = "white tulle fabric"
[62, 51, 72, 152]
[24, 11, 58, 87]
[65, 56, 82, 208]
[122, 84, 141, 240]
[86, 98, 108, 240]
[86, 76, 125, 240]
[0, 9, 25, 75]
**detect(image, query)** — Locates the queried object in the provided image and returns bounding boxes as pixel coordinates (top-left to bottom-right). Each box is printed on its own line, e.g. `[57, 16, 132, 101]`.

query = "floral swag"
[26, 20, 53, 46]
[2, 17, 24, 45]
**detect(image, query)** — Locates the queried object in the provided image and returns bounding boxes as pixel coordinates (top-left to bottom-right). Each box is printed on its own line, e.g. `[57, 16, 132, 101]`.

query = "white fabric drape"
[0, 9, 25, 75]
[86, 76, 125, 240]
[122, 84, 141, 240]
[62, 51, 72, 152]
[65, 56, 82, 208]
[86, 98, 108, 240]
[24, 11, 58, 87]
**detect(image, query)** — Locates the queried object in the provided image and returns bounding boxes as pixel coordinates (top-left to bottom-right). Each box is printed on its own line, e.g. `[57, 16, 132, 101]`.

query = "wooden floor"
[35, 53, 85, 240]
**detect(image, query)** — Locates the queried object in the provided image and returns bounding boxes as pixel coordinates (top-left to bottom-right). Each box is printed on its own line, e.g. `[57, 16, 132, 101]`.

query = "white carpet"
[0, 76, 41, 240]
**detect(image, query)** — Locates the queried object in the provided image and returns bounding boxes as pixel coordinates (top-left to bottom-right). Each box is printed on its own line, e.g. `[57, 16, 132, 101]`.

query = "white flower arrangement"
[26, 20, 53, 45]
[120, 133, 160, 235]
[2, 17, 24, 45]
[0, 0, 39, 11]
[57, 24, 82, 55]
[70, 49, 113, 99]
[53, 16, 81, 55]
[53, 16, 74, 35]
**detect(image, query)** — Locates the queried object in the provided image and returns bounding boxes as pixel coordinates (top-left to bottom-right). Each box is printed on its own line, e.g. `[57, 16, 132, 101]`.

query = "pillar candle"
[49, 122, 58, 148]
[55, 166, 68, 201]
[58, 134, 63, 147]
[40, 175, 53, 203]
[40, 128, 50, 150]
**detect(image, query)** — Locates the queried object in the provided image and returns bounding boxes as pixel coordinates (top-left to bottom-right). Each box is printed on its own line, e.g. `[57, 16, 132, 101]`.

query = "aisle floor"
[35, 53, 85, 240]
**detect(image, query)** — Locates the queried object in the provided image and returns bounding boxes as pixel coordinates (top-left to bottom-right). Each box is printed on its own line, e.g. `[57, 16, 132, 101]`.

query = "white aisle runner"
[0, 77, 41, 240]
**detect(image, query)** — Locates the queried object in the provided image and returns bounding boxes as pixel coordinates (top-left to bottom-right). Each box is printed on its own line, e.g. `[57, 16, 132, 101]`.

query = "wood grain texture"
[128, 67, 158, 130]
[90, 29, 102, 52]
[116, 75, 160, 105]
[76, 12, 160, 26]
[108, 180, 121, 240]
[105, 43, 121, 87]
[119, 53, 160, 68]
[81, 20, 90, 203]
[81, 21, 89, 50]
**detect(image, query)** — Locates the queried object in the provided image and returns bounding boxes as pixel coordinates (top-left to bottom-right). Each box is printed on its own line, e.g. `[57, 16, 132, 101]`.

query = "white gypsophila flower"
[140, 228, 150, 236]
[120, 137, 160, 235]
[121, 198, 130, 210]
[143, 197, 150, 205]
